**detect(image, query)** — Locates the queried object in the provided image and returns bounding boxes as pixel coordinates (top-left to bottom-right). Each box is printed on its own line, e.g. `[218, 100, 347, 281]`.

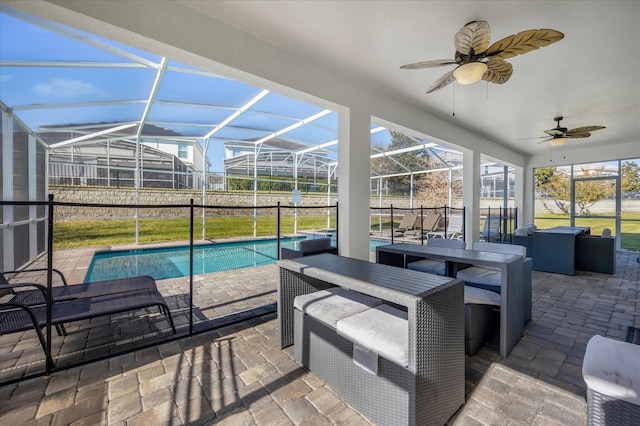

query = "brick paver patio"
[1, 246, 638, 425]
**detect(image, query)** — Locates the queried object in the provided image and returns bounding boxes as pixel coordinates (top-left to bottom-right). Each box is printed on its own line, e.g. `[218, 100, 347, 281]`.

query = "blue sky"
[0, 6, 394, 171]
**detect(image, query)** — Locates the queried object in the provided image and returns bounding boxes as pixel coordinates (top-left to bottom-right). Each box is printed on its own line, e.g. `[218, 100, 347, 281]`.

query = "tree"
[535, 166, 615, 215]
[371, 131, 432, 196]
[621, 160, 640, 193]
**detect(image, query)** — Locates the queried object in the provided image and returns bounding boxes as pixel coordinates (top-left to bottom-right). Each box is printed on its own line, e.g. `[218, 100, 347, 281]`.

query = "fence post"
[189, 199, 194, 336]
[277, 202, 281, 260]
[390, 204, 394, 244]
[46, 194, 54, 375]
[420, 205, 424, 245]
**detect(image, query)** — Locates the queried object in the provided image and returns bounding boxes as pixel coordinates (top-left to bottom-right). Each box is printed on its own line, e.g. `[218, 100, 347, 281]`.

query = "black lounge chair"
[1, 268, 158, 306]
[0, 283, 176, 361]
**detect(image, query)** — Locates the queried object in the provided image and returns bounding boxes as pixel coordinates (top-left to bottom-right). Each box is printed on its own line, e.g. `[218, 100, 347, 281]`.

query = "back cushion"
[473, 242, 526, 258]
[427, 238, 465, 250]
[298, 238, 332, 253]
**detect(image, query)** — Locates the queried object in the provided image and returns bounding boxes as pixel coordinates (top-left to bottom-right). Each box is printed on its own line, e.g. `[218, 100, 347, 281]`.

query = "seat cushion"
[407, 259, 446, 276]
[336, 304, 408, 367]
[457, 266, 502, 286]
[582, 334, 640, 406]
[293, 288, 381, 328]
[464, 285, 501, 306]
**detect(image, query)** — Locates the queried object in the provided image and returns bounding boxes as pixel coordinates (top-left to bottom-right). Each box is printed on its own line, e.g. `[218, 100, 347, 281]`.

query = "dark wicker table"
[277, 253, 464, 426]
[376, 243, 525, 358]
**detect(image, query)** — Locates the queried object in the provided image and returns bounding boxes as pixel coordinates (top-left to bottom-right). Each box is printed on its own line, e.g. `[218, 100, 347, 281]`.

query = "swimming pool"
[86, 237, 392, 282]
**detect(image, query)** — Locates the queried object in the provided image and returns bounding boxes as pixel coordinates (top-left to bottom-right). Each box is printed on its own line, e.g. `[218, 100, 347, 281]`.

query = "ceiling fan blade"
[400, 59, 457, 69]
[454, 20, 491, 56]
[517, 136, 548, 140]
[566, 133, 591, 139]
[566, 126, 606, 134]
[537, 137, 554, 144]
[426, 70, 456, 94]
[486, 28, 564, 60]
[544, 128, 566, 136]
[482, 58, 513, 84]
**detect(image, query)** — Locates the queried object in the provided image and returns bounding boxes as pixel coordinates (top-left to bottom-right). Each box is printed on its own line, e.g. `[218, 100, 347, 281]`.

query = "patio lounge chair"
[0, 283, 176, 360]
[425, 214, 463, 239]
[1, 268, 158, 306]
[479, 215, 502, 242]
[412, 212, 442, 239]
[387, 212, 418, 237]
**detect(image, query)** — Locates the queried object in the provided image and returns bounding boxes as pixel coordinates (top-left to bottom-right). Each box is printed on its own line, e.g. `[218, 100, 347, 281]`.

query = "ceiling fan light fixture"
[453, 62, 488, 84]
[550, 137, 567, 147]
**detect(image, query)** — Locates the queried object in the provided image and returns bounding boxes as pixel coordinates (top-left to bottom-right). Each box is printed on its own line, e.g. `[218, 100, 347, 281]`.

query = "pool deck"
[1, 242, 639, 425]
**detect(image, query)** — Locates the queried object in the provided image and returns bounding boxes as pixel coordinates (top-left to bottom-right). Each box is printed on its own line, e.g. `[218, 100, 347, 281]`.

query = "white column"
[2, 110, 14, 270]
[514, 165, 526, 226]
[337, 107, 370, 260]
[462, 148, 480, 248]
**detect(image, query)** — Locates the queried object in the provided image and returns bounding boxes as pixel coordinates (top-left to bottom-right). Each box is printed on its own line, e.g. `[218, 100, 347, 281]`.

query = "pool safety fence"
[0, 196, 338, 385]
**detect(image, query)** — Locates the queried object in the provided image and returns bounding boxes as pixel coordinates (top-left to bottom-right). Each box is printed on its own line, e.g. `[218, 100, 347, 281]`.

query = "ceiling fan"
[400, 20, 564, 93]
[534, 116, 606, 146]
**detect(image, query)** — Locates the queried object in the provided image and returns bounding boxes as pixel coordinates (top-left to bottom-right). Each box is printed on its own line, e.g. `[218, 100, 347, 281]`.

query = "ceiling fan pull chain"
[452, 84, 456, 116]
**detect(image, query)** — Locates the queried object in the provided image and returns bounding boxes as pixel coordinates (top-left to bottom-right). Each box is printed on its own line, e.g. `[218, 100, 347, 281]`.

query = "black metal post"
[462, 206, 466, 242]
[277, 202, 281, 260]
[335, 202, 339, 252]
[46, 194, 54, 375]
[189, 199, 194, 336]
[390, 205, 394, 244]
[420, 205, 424, 245]
[444, 205, 449, 239]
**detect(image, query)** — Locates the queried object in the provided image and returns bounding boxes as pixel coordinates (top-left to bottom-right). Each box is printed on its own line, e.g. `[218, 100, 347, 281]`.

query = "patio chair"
[409, 212, 441, 239]
[0, 283, 176, 360]
[479, 215, 502, 242]
[388, 212, 418, 237]
[1, 268, 158, 306]
[425, 214, 463, 239]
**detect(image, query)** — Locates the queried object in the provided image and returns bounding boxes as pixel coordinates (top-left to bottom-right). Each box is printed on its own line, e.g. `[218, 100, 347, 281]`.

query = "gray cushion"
[298, 238, 332, 254]
[464, 285, 501, 306]
[407, 259, 446, 276]
[473, 242, 526, 258]
[457, 266, 501, 286]
[293, 287, 381, 328]
[336, 304, 408, 367]
[582, 335, 640, 406]
[426, 238, 465, 249]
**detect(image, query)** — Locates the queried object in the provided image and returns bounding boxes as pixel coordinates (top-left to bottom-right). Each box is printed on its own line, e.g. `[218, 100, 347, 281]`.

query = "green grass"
[534, 213, 640, 251]
[53, 216, 336, 249]
[53, 212, 640, 251]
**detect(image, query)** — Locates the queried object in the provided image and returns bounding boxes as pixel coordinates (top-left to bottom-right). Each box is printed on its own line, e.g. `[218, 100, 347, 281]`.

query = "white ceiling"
[181, 0, 640, 159]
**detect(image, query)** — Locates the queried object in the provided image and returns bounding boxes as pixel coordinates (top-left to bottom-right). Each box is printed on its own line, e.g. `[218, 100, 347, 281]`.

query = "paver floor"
[1, 246, 638, 425]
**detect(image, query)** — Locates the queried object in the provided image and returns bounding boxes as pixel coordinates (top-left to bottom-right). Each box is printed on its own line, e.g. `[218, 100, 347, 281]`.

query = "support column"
[338, 107, 370, 260]
[462, 148, 480, 248]
[2, 110, 14, 270]
[514, 165, 526, 226]
[28, 133, 37, 260]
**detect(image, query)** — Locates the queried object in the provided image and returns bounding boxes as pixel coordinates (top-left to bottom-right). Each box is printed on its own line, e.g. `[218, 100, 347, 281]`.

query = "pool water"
[86, 237, 391, 282]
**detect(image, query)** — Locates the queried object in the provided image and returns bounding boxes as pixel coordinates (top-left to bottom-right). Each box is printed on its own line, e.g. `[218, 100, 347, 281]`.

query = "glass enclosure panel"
[534, 165, 572, 229]
[13, 126, 29, 221]
[13, 223, 29, 268]
[621, 158, 640, 250]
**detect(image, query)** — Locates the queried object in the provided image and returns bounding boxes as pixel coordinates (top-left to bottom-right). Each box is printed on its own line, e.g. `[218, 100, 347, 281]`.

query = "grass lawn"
[53, 212, 640, 251]
[53, 215, 336, 249]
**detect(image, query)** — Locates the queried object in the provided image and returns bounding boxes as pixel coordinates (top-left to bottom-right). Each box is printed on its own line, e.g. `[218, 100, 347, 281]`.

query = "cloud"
[0, 74, 11, 83]
[32, 78, 106, 97]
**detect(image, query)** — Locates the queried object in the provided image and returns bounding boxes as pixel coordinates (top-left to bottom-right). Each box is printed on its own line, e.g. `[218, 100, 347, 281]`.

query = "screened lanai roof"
[0, 5, 468, 177]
